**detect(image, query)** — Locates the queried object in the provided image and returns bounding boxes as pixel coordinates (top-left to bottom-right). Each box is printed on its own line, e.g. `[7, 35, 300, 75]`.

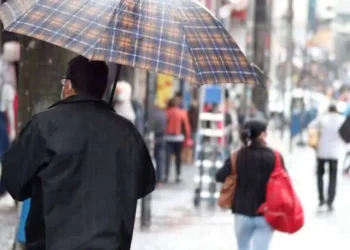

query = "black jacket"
[1, 95, 156, 250]
[216, 142, 285, 216]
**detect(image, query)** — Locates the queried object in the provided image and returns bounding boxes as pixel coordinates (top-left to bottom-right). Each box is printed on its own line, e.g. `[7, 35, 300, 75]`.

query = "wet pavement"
[131, 133, 350, 249]
[0, 205, 16, 249]
[2, 133, 350, 249]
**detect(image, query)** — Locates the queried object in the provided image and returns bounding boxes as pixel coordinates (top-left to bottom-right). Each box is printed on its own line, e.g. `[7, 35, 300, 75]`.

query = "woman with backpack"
[216, 119, 284, 250]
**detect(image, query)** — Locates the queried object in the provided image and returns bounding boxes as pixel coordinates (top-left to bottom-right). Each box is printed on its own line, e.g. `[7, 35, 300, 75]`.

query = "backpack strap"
[273, 150, 283, 170]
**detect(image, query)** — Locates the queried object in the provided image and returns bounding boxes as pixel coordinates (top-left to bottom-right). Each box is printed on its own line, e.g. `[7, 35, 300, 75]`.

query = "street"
[1, 135, 350, 249]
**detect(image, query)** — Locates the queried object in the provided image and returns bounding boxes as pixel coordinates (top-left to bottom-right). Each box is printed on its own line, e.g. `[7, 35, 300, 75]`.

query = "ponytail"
[240, 119, 268, 147]
[240, 128, 251, 147]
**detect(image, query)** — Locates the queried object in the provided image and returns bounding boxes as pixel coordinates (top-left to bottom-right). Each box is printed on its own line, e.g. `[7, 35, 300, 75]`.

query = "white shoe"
[0, 193, 16, 209]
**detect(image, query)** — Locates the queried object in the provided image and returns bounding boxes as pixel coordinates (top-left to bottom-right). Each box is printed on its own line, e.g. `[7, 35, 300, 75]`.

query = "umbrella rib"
[175, 3, 208, 84]
[189, 6, 229, 84]
[215, 23, 245, 84]
[4, 0, 40, 31]
[64, 5, 111, 49]
[218, 24, 258, 84]
[131, 0, 146, 67]
[155, 0, 166, 72]
[3, 2, 16, 22]
[190, 7, 231, 83]
[45, 1, 90, 43]
[89, 0, 129, 61]
[108, 0, 122, 62]
[28, 0, 69, 37]
[178, 34, 186, 79]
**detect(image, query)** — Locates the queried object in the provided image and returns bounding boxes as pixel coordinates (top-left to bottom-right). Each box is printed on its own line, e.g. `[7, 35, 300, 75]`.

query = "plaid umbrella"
[0, 0, 258, 85]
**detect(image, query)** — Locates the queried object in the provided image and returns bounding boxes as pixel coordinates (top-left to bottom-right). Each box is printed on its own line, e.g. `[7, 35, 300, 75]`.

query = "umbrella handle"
[109, 64, 122, 105]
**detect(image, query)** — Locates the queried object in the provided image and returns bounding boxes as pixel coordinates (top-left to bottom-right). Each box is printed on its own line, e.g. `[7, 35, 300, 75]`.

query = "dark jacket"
[1, 95, 156, 250]
[216, 141, 285, 216]
[150, 105, 166, 139]
[188, 105, 199, 133]
[131, 99, 144, 134]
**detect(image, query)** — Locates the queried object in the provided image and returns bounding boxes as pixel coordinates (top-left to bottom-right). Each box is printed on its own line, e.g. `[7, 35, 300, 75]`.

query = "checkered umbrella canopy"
[0, 0, 258, 85]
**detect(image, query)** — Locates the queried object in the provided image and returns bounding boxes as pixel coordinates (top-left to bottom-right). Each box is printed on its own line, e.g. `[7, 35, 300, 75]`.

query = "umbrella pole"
[109, 64, 122, 105]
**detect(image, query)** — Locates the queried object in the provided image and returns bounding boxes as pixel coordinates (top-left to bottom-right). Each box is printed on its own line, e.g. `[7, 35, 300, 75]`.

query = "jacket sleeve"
[1, 117, 49, 201]
[136, 133, 156, 199]
[215, 158, 231, 183]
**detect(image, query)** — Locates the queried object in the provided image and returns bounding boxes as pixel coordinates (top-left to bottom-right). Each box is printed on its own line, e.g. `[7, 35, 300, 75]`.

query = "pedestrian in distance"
[188, 99, 199, 161]
[0, 43, 17, 207]
[308, 104, 345, 211]
[164, 97, 192, 183]
[151, 101, 167, 185]
[1, 55, 156, 250]
[216, 119, 286, 250]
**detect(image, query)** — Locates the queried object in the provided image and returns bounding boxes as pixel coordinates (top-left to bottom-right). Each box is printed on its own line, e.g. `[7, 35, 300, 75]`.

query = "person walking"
[0, 45, 17, 207]
[188, 99, 199, 160]
[1, 56, 156, 250]
[113, 80, 136, 124]
[151, 102, 167, 184]
[216, 119, 283, 250]
[164, 97, 191, 183]
[309, 104, 345, 211]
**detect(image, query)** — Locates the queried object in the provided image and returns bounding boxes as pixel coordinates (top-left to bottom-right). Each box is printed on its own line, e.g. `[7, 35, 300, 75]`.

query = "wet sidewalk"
[2, 133, 350, 249]
[0, 205, 16, 249]
[131, 133, 350, 250]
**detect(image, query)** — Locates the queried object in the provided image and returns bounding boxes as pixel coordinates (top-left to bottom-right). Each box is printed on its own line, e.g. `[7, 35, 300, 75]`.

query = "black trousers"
[343, 152, 350, 172]
[165, 141, 182, 180]
[317, 158, 338, 205]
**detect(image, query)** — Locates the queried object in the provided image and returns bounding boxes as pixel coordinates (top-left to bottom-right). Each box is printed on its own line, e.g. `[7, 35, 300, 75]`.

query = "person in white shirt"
[309, 104, 345, 211]
[113, 80, 136, 124]
[0, 55, 17, 207]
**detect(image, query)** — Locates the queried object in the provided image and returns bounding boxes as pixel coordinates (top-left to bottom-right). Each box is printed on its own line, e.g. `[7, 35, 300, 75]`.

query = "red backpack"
[257, 151, 304, 234]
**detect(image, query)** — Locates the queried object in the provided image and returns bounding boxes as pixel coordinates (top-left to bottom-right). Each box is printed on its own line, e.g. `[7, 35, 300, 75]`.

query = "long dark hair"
[240, 119, 268, 146]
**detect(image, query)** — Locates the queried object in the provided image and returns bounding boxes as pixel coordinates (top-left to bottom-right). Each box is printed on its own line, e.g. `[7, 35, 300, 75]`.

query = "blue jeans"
[154, 138, 166, 182]
[235, 215, 274, 250]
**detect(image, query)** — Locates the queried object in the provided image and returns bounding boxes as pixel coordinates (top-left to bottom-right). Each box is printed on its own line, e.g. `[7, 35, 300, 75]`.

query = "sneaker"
[319, 201, 325, 207]
[327, 204, 334, 212]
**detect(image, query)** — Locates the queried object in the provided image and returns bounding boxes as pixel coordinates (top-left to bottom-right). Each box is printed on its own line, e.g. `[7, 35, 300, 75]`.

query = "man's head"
[174, 91, 183, 107]
[61, 55, 108, 99]
[328, 104, 338, 113]
[114, 81, 132, 103]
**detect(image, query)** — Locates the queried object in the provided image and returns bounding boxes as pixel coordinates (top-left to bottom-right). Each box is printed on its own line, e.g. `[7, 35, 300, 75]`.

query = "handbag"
[339, 116, 350, 143]
[218, 150, 238, 209]
[307, 128, 320, 149]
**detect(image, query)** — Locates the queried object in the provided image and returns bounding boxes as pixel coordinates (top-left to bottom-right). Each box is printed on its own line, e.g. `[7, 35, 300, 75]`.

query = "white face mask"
[61, 81, 72, 100]
[61, 87, 65, 100]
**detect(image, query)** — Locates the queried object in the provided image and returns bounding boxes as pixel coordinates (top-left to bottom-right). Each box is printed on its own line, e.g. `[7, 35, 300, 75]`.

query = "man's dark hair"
[175, 91, 183, 98]
[167, 98, 177, 108]
[66, 55, 108, 99]
[329, 104, 338, 113]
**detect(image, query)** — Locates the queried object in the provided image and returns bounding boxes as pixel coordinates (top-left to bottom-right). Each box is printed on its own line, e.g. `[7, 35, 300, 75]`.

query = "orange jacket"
[165, 107, 191, 139]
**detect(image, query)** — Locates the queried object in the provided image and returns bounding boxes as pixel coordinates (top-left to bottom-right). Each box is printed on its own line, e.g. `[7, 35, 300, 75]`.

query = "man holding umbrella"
[0, 0, 261, 247]
[1, 56, 156, 250]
